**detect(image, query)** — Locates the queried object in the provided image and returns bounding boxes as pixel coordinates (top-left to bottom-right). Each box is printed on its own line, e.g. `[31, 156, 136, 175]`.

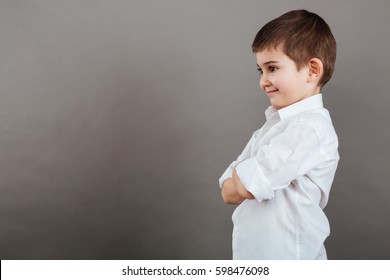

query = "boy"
[219, 10, 339, 259]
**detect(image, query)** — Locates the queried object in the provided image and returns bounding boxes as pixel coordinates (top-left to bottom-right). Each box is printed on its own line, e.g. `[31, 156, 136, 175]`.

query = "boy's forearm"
[221, 178, 245, 205]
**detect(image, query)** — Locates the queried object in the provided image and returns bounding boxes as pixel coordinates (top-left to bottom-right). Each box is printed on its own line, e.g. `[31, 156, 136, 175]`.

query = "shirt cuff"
[218, 165, 234, 189]
[235, 157, 274, 202]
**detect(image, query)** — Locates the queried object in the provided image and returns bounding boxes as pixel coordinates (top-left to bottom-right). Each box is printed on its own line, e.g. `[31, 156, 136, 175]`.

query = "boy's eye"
[257, 66, 277, 75]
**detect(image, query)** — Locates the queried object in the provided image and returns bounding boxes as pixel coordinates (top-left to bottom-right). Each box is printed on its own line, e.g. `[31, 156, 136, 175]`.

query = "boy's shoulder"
[291, 108, 338, 143]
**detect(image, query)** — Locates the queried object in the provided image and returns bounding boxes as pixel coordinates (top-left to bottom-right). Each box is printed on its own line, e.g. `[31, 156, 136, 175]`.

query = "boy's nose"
[260, 75, 271, 91]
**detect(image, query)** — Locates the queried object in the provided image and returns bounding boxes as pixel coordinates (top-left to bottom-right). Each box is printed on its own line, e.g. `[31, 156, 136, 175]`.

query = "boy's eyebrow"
[257, 61, 280, 67]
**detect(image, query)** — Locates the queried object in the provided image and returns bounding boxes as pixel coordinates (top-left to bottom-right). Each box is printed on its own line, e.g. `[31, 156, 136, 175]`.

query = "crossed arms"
[221, 167, 255, 205]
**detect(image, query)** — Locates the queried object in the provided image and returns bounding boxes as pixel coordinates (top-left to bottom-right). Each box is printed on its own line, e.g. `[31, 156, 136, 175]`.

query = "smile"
[266, 90, 278, 96]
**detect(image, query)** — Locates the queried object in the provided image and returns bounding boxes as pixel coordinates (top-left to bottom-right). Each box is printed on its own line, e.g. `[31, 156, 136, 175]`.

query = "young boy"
[219, 10, 339, 260]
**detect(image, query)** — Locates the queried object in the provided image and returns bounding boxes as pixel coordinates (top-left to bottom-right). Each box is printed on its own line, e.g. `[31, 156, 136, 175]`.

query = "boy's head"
[252, 9, 336, 88]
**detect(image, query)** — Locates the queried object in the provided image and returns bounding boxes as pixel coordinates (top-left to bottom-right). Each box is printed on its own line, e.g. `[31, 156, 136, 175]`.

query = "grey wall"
[1, 0, 389, 259]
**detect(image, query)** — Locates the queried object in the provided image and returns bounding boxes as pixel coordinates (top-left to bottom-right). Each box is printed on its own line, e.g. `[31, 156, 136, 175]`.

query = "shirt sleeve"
[218, 131, 257, 189]
[235, 123, 328, 202]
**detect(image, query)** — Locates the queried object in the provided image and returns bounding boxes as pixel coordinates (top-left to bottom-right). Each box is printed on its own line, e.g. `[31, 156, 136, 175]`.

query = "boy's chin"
[270, 100, 286, 110]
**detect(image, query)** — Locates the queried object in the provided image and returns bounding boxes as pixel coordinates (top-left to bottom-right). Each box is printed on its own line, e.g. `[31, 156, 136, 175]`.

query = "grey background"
[1, 0, 389, 260]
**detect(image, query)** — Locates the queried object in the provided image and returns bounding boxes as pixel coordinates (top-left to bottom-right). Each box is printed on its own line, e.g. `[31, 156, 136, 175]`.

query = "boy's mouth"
[266, 89, 278, 96]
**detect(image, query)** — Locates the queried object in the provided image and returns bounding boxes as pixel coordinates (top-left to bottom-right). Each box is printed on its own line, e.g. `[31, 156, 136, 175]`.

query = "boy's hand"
[232, 167, 255, 200]
[221, 178, 245, 205]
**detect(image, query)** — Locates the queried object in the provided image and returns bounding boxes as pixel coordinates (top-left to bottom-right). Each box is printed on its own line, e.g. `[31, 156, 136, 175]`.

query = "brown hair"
[252, 10, 336, 87]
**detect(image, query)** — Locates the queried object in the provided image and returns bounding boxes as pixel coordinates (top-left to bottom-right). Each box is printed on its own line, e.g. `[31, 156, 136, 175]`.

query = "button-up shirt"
[219, 94, 339, 259]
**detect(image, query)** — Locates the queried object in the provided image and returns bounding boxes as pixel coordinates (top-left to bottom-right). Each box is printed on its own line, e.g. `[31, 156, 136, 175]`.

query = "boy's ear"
[307, 58, 323, 83]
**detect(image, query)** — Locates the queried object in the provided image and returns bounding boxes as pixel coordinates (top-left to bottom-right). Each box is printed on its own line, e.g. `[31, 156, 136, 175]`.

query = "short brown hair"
[252, 10, 336, 88]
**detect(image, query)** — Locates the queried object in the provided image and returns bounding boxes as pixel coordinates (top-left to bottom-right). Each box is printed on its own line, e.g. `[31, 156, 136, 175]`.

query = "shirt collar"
[265, 94, 324, 121]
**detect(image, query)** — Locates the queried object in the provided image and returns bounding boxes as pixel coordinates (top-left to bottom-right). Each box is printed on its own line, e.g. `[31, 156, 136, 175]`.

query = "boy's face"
[255, 46, 320, 110]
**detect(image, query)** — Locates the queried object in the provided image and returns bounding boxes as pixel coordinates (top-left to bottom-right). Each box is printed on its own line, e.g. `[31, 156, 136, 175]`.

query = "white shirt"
[219, 94, 339, 259]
